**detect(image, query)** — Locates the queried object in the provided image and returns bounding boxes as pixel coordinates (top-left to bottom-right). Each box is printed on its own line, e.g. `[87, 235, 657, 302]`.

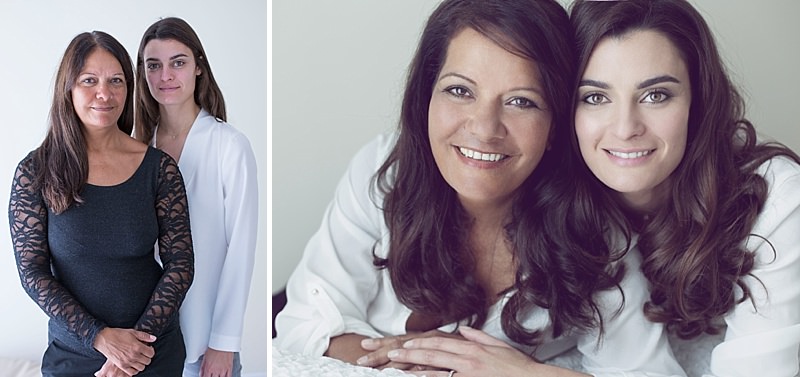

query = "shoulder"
[15, 150, 39, 172]
[196, 110, 254, 152]
[756, 155, 800, 192]
[749, 156, 800, 258]
[11, 150, 40, 187]
[350, 131, 398, 171]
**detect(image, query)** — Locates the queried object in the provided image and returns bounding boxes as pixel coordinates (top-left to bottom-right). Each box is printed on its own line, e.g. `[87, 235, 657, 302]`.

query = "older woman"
[8, 31, 193, 377]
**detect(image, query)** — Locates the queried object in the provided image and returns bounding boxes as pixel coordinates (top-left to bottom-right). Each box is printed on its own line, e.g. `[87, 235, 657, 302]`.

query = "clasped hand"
[376, 326, 543, 377]
[93, 327, 156, 376]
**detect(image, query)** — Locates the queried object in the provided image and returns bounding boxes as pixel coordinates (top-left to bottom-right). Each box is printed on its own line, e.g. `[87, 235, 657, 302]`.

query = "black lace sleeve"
[8, 155, 106, 349]
[134, 152, 194, 335]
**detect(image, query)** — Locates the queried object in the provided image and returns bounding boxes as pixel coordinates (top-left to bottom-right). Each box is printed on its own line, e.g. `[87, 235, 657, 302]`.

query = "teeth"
[459, 147, 507, 162]
[608, 150, 652, 159]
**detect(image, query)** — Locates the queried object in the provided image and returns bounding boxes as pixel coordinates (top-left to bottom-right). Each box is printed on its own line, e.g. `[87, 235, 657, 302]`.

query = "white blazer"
[155, 109, 259, 363]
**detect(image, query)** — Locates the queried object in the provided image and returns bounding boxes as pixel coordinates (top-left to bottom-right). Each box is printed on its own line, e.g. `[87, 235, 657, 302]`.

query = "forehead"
[441, 27, 541, 82]
[81, 48, 123, 72]
[583, 29, 687, 82]
[143, 38, 193, 58]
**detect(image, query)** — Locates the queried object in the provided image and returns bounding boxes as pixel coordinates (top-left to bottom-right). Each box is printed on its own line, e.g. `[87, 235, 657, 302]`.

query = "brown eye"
[582, 93, 608, 105]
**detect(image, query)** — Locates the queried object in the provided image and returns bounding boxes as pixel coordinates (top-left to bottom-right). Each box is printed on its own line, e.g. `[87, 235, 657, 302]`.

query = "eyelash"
[147, 60, 187, 71]
[443, 85, 539, 109]
[641, 89, 671, 104]
[79, 77, 124, 85]
[581, 89, 672, 105]
[444, 85, 471, 98]
[581, 92, 608, 105]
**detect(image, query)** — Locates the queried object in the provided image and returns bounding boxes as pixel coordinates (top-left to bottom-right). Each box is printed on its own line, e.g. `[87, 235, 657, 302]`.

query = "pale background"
[272, 0, 800, 302]
[0, 0, 268, 375]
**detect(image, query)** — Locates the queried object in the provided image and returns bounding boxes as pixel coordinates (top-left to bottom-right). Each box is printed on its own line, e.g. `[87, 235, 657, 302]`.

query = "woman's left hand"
[200, 348, 235, 377]
[94, 360, 135, 377]
[386, 326, 541, 377]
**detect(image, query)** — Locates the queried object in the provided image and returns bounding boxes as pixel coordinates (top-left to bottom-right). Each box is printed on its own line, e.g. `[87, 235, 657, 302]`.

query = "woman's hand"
[358, 330, 463, 371]
[92, 327, 156, 375]
[388, 326, 575, 377]
[94, 360, 135, 377]
[200, 348, 235, 377]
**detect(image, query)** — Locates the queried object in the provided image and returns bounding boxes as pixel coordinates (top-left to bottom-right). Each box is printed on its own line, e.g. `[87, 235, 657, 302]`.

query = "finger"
[138, 344, 156, 359]
[457, 326, 510, 348]
[133, 331, 157, 343]
[360, 335, 410, 351]
[376, 360, 419, 371]
[406, 370, 454, 377]
[388, 348, 457, 372]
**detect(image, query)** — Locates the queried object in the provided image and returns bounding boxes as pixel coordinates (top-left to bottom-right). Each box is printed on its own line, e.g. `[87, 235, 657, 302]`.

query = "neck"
[83, 126, 124, 152]
[158, 101, 200, 136]
[460, 196, 513, 235]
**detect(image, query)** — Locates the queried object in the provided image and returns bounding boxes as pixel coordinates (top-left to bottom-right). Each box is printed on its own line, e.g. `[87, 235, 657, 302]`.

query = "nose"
[611, 102, 645, 140]
[465, 100, 506, 141]
[160, 66, 172, 82]
[96, 82, 112, 101]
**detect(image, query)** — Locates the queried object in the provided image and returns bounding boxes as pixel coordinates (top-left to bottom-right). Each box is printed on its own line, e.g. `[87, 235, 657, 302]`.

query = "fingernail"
[361, 338, 375, 347]
[356, 356, 368, 365]
[387, 350, 399, 358]
[403, 340, 414, 348]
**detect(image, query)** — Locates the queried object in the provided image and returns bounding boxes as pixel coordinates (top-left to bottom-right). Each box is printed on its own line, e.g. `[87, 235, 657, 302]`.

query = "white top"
[155, 109, 259, 363]
[690, 156, 800, 377]
[275, 133, 686, 377]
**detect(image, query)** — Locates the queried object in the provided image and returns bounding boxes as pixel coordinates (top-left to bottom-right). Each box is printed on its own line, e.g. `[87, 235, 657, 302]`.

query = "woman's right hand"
[92, 327, 156, 375]
[358, 330, 464, 370]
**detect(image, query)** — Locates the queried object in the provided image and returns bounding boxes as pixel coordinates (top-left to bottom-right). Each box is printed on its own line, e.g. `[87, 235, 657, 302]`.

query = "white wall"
[272, 0, 800, 296]
[0, 0, 267, 375]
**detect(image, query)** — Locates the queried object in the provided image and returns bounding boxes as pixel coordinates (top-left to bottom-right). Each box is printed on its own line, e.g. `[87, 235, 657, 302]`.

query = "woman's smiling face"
[428, 27, 552, 210]
[575, 29, 691, 211]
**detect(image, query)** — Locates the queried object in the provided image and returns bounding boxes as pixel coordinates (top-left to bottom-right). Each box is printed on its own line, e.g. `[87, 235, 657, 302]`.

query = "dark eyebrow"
[579, 79, 609, 89]
[439, 72, 544, 95]
[438, 72, 476, 85]
[637, 75, 680, 89]
[145, 53, 190, 62]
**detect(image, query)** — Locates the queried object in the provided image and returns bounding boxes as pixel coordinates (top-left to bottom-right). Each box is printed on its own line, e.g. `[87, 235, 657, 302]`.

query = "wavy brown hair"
[134, 17, 226, 145]
[33, 31, 135, 214]
[373, 0, 624, 347]
[570, 0, 800, 339]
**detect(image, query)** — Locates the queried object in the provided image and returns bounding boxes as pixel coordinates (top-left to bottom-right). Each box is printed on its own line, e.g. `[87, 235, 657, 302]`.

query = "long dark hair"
[374, 0, 623, 347]
[33, 31, 135, 214]
[570, 0, 800, 339]
[134, 17, 226, 145]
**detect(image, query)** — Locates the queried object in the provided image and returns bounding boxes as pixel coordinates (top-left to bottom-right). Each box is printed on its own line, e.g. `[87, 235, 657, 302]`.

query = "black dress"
[8, 147, 194, 376]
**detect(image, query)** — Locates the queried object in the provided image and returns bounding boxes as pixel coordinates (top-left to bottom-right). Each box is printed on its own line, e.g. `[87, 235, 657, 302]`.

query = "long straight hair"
[134, 17, 226, 145]
[570, 0, 800, 338]
[33, 31, 135, 214]
[374, 0, 624, 347]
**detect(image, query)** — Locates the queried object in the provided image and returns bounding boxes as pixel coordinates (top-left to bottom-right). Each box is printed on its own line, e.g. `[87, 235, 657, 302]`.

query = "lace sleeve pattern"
[8, 156, 106, 349]
[134, 152, 194, 335]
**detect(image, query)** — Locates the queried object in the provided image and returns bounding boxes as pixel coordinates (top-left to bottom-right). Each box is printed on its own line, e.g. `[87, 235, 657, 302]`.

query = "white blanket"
[272, 332, 724, 377]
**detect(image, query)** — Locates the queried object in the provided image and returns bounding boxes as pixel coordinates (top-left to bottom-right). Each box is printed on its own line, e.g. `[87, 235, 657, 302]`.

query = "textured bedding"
[272, 332, 725, 377]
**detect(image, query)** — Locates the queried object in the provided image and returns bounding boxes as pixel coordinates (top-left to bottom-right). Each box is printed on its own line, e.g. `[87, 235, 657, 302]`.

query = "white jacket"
[275, 132, 686, 377]
[155, 109, 259, 363]
[697, 156, 800, 377]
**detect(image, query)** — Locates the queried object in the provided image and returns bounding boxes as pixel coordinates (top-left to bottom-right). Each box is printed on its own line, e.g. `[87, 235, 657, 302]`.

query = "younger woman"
[569, 1, 800, 375]
[135, 17, 259, 377]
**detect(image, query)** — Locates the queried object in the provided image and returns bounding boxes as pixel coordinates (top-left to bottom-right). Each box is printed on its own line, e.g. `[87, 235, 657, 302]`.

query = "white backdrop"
[0, 0, 268, 375]
[272, 0, 800, 298]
